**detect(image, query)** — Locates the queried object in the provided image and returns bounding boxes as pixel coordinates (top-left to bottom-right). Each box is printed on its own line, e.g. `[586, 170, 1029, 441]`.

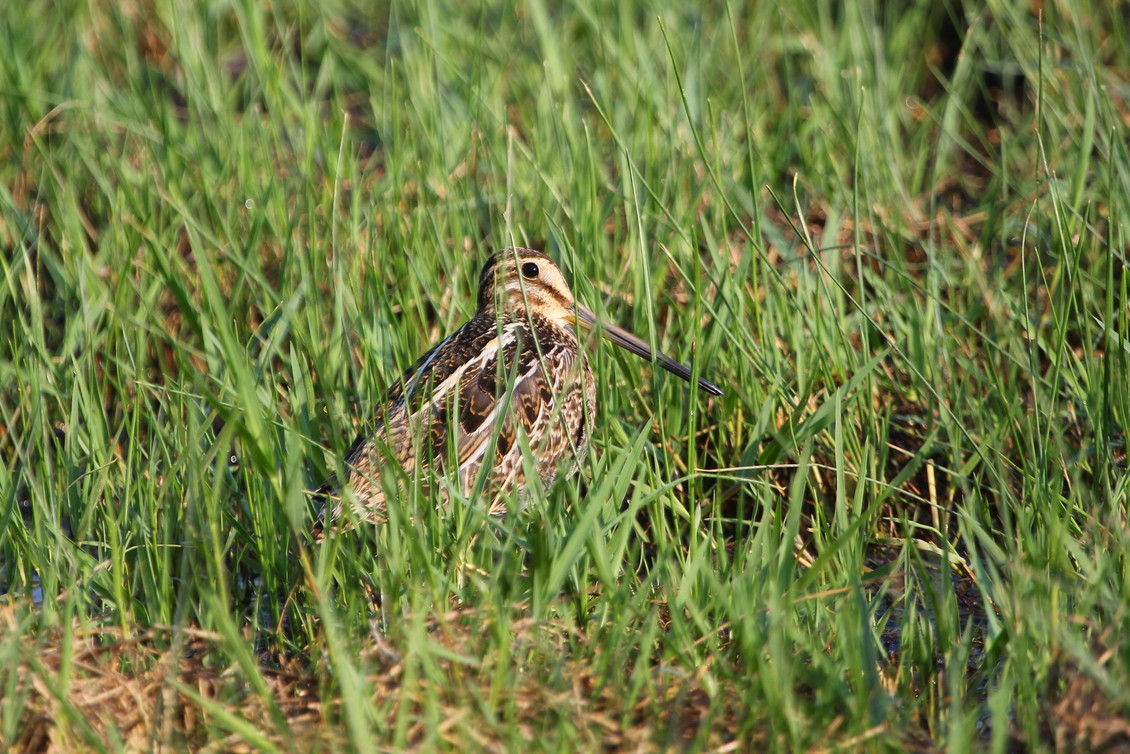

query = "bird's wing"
[316, 315, 583, 534]
[450, 338, 549, 471]
[451, 331, 584, 496]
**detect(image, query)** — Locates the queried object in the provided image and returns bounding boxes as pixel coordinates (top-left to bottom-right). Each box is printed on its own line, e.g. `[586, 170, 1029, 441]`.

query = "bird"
[315, 247, 722, 535]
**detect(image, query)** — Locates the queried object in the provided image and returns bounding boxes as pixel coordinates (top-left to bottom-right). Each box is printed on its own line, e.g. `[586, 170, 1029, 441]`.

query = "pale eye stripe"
[506, 280, 572, 310]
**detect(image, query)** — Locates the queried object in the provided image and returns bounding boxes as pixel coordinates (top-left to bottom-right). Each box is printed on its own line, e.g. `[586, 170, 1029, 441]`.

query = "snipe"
[317, 248, 721, 534]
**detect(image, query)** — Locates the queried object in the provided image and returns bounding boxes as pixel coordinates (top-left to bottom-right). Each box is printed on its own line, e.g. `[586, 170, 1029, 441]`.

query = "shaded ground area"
[6, 602, 1129, 752]
[5, 608, 737, 752]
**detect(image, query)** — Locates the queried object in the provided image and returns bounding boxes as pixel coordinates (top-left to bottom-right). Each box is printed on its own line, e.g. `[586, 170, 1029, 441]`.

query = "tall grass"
[2, 0, 1128, 750]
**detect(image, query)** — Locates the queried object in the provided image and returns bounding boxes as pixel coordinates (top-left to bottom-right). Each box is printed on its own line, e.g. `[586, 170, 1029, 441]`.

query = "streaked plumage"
[316, 248, 721, 535]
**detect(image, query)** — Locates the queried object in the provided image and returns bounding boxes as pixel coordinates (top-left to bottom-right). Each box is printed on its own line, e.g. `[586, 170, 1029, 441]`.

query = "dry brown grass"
[2, 603, 764, 752]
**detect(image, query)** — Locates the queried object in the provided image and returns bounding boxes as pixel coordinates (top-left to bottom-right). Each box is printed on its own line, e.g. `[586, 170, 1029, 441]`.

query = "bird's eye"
[521, 262, 540, 279]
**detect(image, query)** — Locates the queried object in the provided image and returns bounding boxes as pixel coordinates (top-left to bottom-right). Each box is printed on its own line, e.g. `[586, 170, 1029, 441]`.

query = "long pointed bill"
[573, 304, 724, 396]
